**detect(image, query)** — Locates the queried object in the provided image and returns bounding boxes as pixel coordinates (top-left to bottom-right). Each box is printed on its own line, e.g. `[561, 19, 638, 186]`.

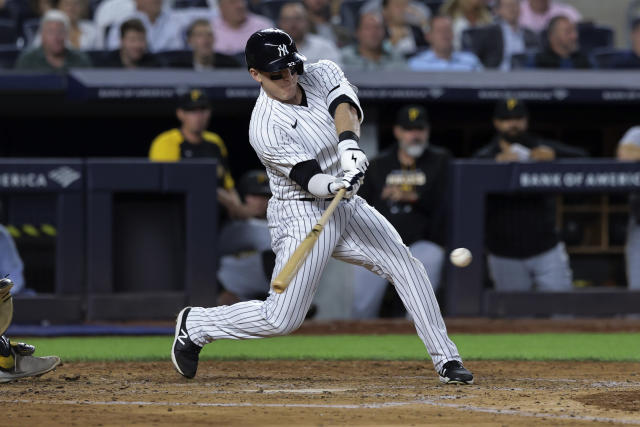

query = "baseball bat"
[271, 188, 346, 293]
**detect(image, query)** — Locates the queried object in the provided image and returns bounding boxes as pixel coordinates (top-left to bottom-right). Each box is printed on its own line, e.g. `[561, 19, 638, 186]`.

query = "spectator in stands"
[360, 0, 431, 33]
[471, 0, 539, 70]
[106, 0, 184, 52]
[168, 19, 241, 69]
[278, 2, 341, 65]
[29, 0, 54, 16]
[531, 15, 591, 69]
[382, 0, 428, 56]
[216, 170, 274, 306]
[439, 0, 492, 51]
[303, 0, 349, 46]
[352, 105, 449, 318]
[55, 0, 99, 50]
[149, 89, 262, 220]
[617, 126, 640, 290]
[0, 225, 25, 295]
[93, 0, 135, 47]
[408, 15, 483, 71]
[519, 0, 581, 33]
[212, 0, 272, 56]
[99, 18, 160, 68]
[341, 12, 407, 70]
[611, 18, 640, 69]
[474, 98, 586, 292]
[15, 10, 91, 71]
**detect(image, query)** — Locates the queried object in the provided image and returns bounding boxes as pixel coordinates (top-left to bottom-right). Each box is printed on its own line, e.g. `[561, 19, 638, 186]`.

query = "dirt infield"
[1, 360, 639, 426]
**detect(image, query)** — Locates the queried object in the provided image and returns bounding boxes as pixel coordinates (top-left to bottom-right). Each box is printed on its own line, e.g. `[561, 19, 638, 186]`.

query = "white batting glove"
[338, 140, 369, 174]
[329, 170, 364, 198]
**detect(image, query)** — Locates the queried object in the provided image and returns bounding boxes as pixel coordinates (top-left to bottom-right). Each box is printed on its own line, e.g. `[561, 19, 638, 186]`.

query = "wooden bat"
[271, 188, 346, 293]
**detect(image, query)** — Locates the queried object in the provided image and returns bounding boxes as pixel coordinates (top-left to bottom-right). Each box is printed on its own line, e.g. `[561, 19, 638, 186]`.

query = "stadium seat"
[174, 0, 209, 8]
[85, 49, 109, 66]
[340, 0, 367, 32]
[460, 26, 486, 53]
[0, 18, 18, 46]
[510, 49, 538, 69]
[154, 49, 192, 67]
[577, 23, 614, 53]
[591, 48, 631, 69]
[22, 18, 40, 46]
[0, 45, 19, 69]
[421, 0, 445, 15]
[256, 0, 293, 23]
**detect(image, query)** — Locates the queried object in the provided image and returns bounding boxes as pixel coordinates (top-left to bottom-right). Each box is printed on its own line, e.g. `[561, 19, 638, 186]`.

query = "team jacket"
[148, 128, 235, 190]
[358, 144, 451, 246]
[474, 134, 587, 258]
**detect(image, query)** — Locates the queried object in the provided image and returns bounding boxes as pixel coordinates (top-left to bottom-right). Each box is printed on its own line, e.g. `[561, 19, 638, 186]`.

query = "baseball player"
[1, 278, 60, 383]
[172, 28, 473, 385]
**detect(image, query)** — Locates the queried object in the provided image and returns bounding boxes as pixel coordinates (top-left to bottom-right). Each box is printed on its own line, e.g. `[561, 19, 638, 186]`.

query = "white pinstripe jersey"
[249, 60, 363, 200]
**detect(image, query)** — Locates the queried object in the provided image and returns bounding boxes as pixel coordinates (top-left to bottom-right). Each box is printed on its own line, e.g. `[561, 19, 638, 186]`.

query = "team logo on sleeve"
[277, 44, 289, 57]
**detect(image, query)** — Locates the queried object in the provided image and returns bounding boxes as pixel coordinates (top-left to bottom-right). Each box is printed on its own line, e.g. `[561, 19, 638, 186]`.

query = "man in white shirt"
[519, 0, 582, 33]
[278, 2, 341, 65]
[408, 15, 483, 71]
[105, 0, 185, 52]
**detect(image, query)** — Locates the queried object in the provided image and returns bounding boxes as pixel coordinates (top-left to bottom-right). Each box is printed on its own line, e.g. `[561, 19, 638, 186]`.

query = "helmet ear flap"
[295, 61, 304, 76]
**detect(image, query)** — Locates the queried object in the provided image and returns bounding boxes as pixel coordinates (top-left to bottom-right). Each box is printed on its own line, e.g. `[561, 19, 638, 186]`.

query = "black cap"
[239, 170, 271, 197]
[494, 98, 528, 119]
[245, 28, 306, 73]
[178, 89, 210, 111]
[396, 105, 429, 129]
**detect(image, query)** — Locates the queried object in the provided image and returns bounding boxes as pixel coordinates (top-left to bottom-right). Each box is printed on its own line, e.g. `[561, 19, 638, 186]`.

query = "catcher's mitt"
[0, 278, 13, 335]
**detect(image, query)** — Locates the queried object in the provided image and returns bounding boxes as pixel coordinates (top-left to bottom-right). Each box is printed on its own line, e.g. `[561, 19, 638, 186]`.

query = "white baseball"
[450, 248, 472, 267]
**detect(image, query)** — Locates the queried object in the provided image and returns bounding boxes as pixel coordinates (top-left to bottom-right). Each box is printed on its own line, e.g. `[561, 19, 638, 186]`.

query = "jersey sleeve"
[149, 131, 180, 162]
[205, 132, 236, 190]
[313, 60, 364, 124]
[252, 124, 315, 178]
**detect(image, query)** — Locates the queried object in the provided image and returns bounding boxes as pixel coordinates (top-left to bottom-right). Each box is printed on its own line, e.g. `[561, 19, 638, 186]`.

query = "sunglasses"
[268, 65, 299, 81]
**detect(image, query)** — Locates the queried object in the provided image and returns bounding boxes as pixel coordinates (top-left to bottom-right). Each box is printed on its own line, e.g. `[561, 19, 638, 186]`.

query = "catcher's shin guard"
[0, 278, 14, 335]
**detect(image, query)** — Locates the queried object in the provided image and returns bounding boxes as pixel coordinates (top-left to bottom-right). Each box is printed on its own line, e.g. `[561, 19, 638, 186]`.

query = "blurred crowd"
[0, 0, 639, 72]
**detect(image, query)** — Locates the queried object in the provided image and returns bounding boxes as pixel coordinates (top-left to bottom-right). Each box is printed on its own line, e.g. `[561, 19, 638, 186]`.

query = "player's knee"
[268, 315, 304, 336]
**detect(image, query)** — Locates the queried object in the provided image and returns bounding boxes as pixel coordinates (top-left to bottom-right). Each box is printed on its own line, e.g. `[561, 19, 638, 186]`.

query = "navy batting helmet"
[245, 28, 306, 75]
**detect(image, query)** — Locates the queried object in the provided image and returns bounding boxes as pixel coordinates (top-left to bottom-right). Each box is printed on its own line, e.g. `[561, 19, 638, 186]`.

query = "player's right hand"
[329, 170, 364, 198]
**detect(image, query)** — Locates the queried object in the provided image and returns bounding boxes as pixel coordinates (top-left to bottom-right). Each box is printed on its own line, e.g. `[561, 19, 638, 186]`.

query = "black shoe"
[171, 307, 202, 379]
[439, 360, 474, 385]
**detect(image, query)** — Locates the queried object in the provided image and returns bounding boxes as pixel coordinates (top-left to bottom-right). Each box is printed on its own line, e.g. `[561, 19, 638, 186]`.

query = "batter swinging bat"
[271, 188, 346, 293]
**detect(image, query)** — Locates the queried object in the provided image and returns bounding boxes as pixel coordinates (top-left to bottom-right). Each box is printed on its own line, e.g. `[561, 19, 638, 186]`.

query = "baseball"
[450, 248, 472, 267]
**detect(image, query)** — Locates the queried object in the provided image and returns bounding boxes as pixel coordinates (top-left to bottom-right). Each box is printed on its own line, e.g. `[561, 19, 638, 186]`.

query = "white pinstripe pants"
[187, 195, 461, 371]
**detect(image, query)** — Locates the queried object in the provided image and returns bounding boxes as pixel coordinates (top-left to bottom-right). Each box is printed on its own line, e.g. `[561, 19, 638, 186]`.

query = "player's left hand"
[339, 170, 364, 198]
[340, 148, 369, 174]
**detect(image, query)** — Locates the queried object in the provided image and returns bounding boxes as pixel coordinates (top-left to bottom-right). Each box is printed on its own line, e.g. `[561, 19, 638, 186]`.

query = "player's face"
[395, 125, 429, 156]
[177, 108, 211, 134]
[249, 67, 300, 103]
[493, 117, 528, 139]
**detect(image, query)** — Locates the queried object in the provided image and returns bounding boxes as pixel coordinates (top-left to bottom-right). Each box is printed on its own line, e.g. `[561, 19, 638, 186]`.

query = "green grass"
[12, 333, 640, 362]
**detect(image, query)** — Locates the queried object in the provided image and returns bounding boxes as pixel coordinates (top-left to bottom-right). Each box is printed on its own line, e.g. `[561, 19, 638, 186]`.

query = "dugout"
[1, 69, 640, 320]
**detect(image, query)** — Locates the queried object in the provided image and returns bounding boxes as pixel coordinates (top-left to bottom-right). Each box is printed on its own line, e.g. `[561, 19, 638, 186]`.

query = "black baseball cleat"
[439, 360, 474, 385]
[171, 307, 202, 379]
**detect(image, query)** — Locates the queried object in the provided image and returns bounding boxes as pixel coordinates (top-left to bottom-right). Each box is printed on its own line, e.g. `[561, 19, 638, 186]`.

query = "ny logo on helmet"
[277, 44, 289, 57]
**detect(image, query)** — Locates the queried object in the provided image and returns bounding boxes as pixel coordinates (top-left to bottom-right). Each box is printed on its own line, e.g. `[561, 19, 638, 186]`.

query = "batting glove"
[338, 140, 369, 174]
[329, 170, 364, 198]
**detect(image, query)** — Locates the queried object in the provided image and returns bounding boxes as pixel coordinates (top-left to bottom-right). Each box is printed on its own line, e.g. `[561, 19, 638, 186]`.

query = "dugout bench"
[446, 160, 640, 317]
